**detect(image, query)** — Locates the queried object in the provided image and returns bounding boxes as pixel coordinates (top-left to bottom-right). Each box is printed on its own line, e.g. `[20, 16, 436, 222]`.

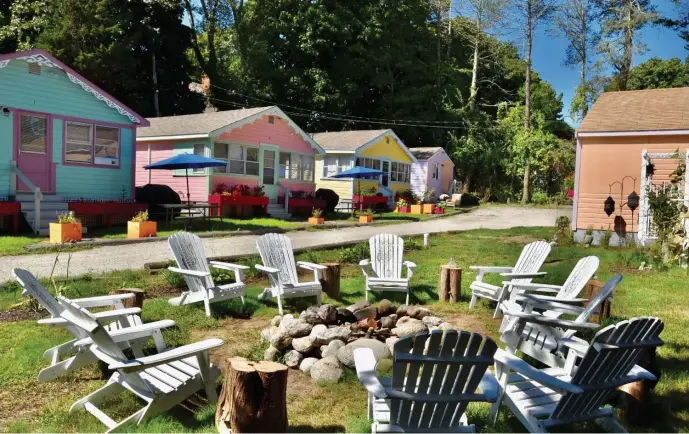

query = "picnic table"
[161, 202, 220, 229]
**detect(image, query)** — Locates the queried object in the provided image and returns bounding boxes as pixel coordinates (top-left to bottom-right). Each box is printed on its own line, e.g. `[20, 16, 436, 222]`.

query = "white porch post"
[571, 136, 582, 231]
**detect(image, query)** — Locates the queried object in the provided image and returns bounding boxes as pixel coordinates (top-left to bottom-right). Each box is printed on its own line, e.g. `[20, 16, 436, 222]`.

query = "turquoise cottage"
[0, 50, 149, 234]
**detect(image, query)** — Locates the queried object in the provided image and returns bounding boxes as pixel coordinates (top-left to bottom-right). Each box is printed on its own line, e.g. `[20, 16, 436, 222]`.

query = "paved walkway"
[1, 206, 568, 281]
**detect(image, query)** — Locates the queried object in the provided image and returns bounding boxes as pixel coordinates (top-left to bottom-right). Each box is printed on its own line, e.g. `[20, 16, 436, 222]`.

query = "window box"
[396, 206, 410, 213]
[308, 217, 325, 225]
[352, 195, 388, 205]
[67, 202, 147, 228]
[208, 194, 270, 207]
[359, 215, 373, 224]
[422, 204, 436, 214]
[434, 207, 445, 214]
[0, 202, 21, 232]
[50, 222, 82, 243]
[410, 204, 422, 214]
[127, 221, 157, 239]
[288, 198, 326, 216]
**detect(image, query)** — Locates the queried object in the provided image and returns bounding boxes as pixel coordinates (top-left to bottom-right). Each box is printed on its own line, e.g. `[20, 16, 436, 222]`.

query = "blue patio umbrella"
[144, 153, 227, 203]
[332, 166, 384, 212]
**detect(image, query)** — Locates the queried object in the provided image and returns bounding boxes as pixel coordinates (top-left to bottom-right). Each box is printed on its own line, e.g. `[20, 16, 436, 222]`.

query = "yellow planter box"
[308, 217, 325, 225]
[50, 223, 82, 243]
[410, 204, 422, 214]
[423, 204, 436, 214]
[128, 221, 157, 239]
[359, 215, 373, 223]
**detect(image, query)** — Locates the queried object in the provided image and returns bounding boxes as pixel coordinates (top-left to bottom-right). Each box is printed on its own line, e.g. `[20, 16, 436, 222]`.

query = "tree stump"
[583, 280, 611, 324]
[216, 358, 288, 433]
[109, 288, 144, 309]
[319, 263, 341, 299]
[617, 347, 661, 426]
[438, 265, 462, 302]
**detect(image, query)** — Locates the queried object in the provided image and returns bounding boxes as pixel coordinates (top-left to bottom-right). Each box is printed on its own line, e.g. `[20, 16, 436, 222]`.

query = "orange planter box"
[308, 217, 325, 225]
[410, 204, 422, 214]
[423, 204, 436, 214]
[127, 221, 157, 239]
[359, 215, 373, 223]
[49, 223, 82, 243]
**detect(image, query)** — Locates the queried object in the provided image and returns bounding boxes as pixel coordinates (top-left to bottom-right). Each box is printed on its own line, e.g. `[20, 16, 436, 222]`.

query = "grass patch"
[1, 226, 688, 432]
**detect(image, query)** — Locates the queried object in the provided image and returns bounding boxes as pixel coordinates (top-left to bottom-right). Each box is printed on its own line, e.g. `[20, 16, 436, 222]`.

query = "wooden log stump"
[216, 358, 288, 433]
[109, 287, 144, 309]
[583, 280, 611, 324]
[319, 262, 341, 299]
[617, 347, 661, 426]
[438, 265, 462, 302]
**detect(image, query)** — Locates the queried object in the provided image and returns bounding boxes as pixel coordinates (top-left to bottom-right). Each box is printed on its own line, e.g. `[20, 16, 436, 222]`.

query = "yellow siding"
[359, 134, 414, 163]
[391, 183, 411, 194]
[315, 156, 352, 199]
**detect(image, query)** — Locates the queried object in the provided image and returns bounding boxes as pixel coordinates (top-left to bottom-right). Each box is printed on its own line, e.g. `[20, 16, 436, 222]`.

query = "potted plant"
[434, 203, 446, 214]
[308, 208, 325, 225]
[396, 199, 410, 213]
[583, 226, 594, 246]
[422, 189, 436, 214]
[410, 199, 423, 215]
[358, 209, 374, 224]
[50, 211, 82, 243]
[127, 210, 157, 239]
[564, 177, 575, 198]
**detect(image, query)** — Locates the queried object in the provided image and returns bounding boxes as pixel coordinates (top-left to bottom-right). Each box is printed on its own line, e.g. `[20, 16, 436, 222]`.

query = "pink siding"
[217, 115, 316, 154]
[135, 142, 208, 202]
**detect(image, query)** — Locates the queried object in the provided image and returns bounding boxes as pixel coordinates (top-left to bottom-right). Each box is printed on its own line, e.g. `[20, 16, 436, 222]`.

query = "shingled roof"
[409, 147, 443, 160]
[578, 87, 689, 133]
[311, 130, 388, 151]
[137, 106, 272, 138]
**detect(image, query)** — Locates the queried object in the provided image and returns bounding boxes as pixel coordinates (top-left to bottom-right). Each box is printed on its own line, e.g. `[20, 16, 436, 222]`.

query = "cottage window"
[279, 153, 290, 178]
[19, 115, 47, 154]
[290, 154, 302, 181]
[222, 143, 259, 176]
[390, 162, 410, 183]
[192, 144, 205, 173]
[213, 143, 228, 173]
[94, 126, 119, 166]
[356, 157, 381, 170]
[65, 122, 94, 164]
[302, 155, 315, 182]
[323, 156, 353, 178]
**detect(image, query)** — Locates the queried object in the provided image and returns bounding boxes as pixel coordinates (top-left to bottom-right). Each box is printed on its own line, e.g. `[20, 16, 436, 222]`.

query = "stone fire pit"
[260, 300, 452, 382]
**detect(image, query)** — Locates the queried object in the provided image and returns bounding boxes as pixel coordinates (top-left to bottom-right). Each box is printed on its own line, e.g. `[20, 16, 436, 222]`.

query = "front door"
[259, 145, 279, 202]
[16, 113, 52, 192]
[381, 159, 391, 188]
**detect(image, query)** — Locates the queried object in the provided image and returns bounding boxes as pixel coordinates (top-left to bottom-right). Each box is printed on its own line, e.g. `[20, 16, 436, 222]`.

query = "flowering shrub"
[64, 198, 136, 203]
[213, 184, 265, 197]
[394, 189, 416, 205]
[292, 190, 314, 199]
[213, 183, 228, 194]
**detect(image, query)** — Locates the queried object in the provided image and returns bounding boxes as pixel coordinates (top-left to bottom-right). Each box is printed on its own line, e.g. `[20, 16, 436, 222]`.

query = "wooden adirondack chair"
[497, 256, 600, 334]
[56, 295, 223, 433]
[168, 232, 248, 317]
[13, 268, 144, 382]
[255, 233, 327, 315]
[469, 240, 551, 317]
[360, 234, 416, 304]
[500, 275, 623, 369]
[354, 330, 500, 433]
[490, 316, 664, 433]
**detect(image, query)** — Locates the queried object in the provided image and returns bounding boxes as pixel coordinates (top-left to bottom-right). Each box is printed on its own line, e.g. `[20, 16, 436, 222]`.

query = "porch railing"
[277, 182, 292, 213]
[10, 160, 42, 234]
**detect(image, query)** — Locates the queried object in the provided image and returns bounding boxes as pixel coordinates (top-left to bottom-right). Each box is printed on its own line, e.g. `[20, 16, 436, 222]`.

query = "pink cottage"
[135, 106, 325, 216]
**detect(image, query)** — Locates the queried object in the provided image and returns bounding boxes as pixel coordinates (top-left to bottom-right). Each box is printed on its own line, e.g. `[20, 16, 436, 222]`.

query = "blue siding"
[0, 57, 139, 200]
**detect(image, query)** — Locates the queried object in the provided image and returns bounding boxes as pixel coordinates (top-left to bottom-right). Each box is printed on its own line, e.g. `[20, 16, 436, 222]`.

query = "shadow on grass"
[289, 425, 347, 433]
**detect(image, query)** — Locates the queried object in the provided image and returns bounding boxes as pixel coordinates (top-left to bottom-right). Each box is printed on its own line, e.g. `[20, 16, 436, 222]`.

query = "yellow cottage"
[312, 129, 416, 208]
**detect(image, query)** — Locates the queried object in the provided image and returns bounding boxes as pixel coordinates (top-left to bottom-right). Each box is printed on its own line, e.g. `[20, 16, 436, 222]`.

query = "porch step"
[16, 193, 71, 235]
[267, 204, 291, 219]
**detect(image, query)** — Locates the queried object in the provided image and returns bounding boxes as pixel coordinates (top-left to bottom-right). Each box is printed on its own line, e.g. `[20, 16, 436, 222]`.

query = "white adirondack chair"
[255, 233, 326, 315]
[490, 316, 664, 433]
[469, 240, 551, 317]
[500, 274, 623, 369]
[57, 295, 223, 433]
[13, 268, 144, 382]
[497, 256, 600, 333]
[360, 234, 416, 304]
[354, 330, 500, 433]
[168, 232, 248, 317]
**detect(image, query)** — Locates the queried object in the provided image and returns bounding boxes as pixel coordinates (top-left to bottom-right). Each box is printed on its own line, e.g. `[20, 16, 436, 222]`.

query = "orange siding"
[576, 135, 689, 232]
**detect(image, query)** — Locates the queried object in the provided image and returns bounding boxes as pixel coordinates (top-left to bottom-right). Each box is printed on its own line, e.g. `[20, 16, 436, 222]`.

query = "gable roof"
[0, 49, 148, 126]
[409, 147, 444, 160]
[137, 106, 325, 154]
[312, 129, 389, 152]
[578, 87, 689, 134]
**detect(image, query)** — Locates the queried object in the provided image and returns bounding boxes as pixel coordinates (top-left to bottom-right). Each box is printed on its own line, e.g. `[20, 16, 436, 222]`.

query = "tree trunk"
[463, 174, 472, 194]
[619, 6, 633, 91]
[469, 16, 481, 110]
[110, 288, 144, 310]
[617, 348, 660, 426]
[580, 3, 588, 116]
[319, 263, 341, 299]
[216, 358, 288, 433]
[522, 2, 533, 204]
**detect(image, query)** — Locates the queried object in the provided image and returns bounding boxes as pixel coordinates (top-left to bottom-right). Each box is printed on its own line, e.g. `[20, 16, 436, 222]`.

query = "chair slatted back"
[256, 233, 299, 286]
[543, 256, 599, 318]
[369, 234, 404, 280]
[56, 296, 152, 393]
[13, 268, 85, 339]
[574, 274, 622, 323]
[509, 240, 551, 287]
[168, 232, 215, 292]
[390, 330, 497, 430]
[550, 316, 664, 422]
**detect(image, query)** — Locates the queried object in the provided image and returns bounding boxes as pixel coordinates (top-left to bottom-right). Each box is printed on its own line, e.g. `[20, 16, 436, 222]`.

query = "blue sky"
[508, 1, 687, 126]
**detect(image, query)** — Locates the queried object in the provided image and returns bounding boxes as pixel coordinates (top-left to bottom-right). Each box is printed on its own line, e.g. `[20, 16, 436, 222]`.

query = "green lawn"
[0, 227, 687, 432]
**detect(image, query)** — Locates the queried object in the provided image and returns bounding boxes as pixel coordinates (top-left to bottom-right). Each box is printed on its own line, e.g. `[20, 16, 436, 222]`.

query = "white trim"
[209, 106, 326, 155]
[577, 130, 689, 138]
[572, 137, 582, 230]
[137, 133, 209, 142]
[355, 130, 418, 162]
[66, 73, 140, 124]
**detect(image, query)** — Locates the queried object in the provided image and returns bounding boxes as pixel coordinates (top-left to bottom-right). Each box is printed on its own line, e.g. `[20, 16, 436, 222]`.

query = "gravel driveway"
[0, 206, 568, 282]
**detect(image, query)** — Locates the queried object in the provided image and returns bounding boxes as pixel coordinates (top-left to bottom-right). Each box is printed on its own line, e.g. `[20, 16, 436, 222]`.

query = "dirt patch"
[145, 283, 181, 299]
[502, 235, 541, 245]
[0, 379, 93, 426]
[441, 313, 499, 339]
[0, 308, 46, 323]
[190, 316, 267, 367]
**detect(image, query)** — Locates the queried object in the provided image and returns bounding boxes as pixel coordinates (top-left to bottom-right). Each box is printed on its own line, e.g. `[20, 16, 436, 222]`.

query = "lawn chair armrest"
[503, 310, 599, 332]
[75, 320, 177, 347]
[38, 307, 142, 327]
[108, 338, 224, 373]
[359, 259, 372, 277]
[359, 259, 371, 267]
[297, 261, 328, 270]
[255, 264, 280, 275]
[478, 371, 500, 402]
[500, 282, 562, 293]
[500, 271, 547, 279]
[70, 293, 134, 308]
[167, 267, 211, 278]
[354, 348, 388, 398]
[493, 349, 583, 394]
[469, 266, 513, 273]
[403, 261, 416, 279]
[209, 261, 250, 272]
[512, 295, 587, 314]
[558, 337, 591, 357]
[516, 294, 588, 305]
